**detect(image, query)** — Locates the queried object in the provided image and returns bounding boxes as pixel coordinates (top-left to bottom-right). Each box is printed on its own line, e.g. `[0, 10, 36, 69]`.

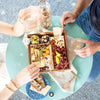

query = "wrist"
[6, 81, 18, 92]
[12, 77, 21, 88]
[72, 12, 79, 19]
[72, 9, 80, 19]
[97, 42, 100, 51]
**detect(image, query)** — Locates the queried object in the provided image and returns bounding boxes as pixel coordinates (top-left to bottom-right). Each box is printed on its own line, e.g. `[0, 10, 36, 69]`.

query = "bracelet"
[11, 80, 19, 89]
[5, 85, 16, 92]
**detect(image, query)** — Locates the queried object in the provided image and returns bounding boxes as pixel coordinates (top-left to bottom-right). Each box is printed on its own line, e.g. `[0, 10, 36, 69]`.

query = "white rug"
[0, 43, 10, 91]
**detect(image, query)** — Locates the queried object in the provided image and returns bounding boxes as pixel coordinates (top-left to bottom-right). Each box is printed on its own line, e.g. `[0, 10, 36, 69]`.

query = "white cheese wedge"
[53, 27, 63, 36]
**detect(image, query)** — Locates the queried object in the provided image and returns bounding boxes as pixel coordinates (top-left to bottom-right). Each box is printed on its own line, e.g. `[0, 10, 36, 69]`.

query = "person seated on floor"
[60, 0, 100, 82]
[0, 6, 41, 37]
[0, 6, 41, 100]
[0, 8, 25, 37]
[0, 62, 40, 100]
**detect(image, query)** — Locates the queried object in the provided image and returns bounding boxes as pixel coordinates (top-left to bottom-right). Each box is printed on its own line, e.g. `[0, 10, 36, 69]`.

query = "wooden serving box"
[27, 30, 70, 73]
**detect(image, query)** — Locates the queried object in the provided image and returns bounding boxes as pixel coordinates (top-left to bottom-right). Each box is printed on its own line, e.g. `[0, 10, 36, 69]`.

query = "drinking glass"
[19, 6, 42, 33]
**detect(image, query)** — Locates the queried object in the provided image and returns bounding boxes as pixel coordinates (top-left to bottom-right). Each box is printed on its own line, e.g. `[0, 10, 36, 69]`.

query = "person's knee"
[87, 73, 99, 82]
[87, 52, 100, 82]
[87, 76, 96, 82]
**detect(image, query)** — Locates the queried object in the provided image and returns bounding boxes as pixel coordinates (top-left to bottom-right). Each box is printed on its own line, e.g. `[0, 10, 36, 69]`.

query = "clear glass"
[19, 6, 42, 33]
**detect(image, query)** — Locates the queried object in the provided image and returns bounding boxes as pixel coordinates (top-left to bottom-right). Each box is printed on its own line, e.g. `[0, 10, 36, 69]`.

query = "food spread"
[28, 28, 70, 72]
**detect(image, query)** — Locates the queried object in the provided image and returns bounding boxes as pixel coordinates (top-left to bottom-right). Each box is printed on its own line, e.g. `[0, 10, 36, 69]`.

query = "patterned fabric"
[75, 6, 100, 42]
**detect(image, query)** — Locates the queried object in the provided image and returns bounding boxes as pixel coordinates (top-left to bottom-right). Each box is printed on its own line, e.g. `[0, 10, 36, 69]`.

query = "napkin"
[23, 28, 84, 93]
[49, 64, 77, 93]
[49, 36, 84, 93]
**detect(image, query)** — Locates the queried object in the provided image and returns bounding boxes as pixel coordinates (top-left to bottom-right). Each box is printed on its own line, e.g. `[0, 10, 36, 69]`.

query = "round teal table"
[6, 16, 93, 100]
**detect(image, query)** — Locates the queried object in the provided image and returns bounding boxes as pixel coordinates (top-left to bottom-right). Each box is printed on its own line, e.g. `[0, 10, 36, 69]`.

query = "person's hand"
[18, 6, 41, 32]
[13, 8, 27, 37]
[13, 6, 41, 37]
[12, 62, 40, 88]
[13, 19, 25, 37]
[60, 11, 77, 28]
[74, 39, 100, 57]
[18, 6, 41, 20]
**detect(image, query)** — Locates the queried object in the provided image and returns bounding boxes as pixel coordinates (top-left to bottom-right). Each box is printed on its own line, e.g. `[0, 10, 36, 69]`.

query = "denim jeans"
[75, 6, 100, 82]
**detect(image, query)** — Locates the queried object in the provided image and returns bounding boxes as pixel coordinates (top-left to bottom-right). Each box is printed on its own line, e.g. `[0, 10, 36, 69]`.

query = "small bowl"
[26, 76, 50, 99]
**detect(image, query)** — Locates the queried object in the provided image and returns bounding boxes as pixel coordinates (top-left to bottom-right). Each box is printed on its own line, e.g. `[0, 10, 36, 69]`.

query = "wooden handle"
[63, 81, 70, 89]
[71, 71, 80, 80]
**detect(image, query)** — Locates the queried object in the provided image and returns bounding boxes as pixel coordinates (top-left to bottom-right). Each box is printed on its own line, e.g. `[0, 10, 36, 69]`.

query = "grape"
[63, 61, 67, 67]
[64, 57, 67, 60]
[58, 65, 63, 69]
[63, 52, 66, 56]
[60, 62, 63, 66]
[62, 46, 64, 49]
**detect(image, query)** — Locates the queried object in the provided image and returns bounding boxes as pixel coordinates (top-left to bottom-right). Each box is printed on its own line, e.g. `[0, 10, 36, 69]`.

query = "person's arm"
[0, 62, 40, 100]
[0, 81, 18, 100]
[0, 20, 25, 37]
[72, 0, 92, 18]
[0, 21, 14, 36]
[60, 0, 92, 28]
[0, 6, 41, 37]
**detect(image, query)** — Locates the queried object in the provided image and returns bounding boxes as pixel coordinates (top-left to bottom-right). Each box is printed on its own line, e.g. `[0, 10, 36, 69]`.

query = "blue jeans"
[75, 7, 100, 82]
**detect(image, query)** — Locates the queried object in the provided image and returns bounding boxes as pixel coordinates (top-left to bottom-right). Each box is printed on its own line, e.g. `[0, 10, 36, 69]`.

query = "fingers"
[60, 12, 69, 28]
[28, 62, 40, 69]
[31, 72, 39, 80]
[64, 17, 74, 24]
[28, 62, 40, 75]
[76, 52, 91, 57]
[18, 9, 25, 19]
[74, 47, 91, 57]
[30, 64, 40, 75]
[60, 16, 65, 28]
[60, 12, 76, 28]
[19, 8, 32, 19]
[74, 47, 87, 53]
[77, 53, 88, 58]
[31, 68, 40, 77]
[76, 39, 88, 44]
[63, 24, 66, 28]
[26, 62, 40, 78]
[29, 63, 40, 80]
[18, 6, 41, 20]
[30, 69, 40, 79]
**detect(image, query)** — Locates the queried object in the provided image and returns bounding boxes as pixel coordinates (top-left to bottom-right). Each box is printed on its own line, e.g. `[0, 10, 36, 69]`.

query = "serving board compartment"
[27, 30, 70, 73]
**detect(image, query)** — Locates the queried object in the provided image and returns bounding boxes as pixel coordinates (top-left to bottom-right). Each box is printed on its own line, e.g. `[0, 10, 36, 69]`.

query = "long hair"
[90, 0, 100, 32]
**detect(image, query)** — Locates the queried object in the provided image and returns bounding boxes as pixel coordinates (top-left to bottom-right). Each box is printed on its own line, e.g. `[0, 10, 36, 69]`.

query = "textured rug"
[0, 0, 100, 100]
